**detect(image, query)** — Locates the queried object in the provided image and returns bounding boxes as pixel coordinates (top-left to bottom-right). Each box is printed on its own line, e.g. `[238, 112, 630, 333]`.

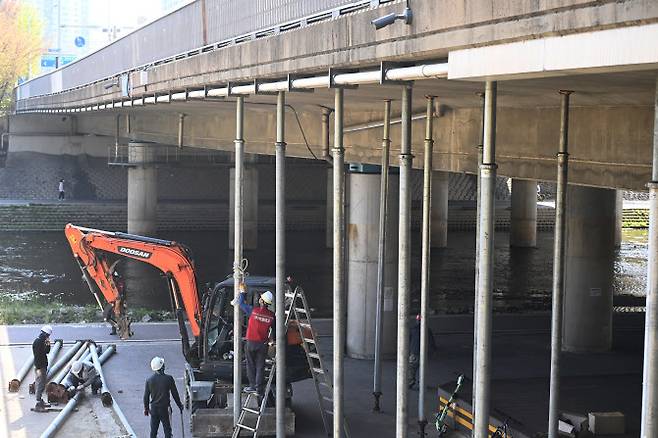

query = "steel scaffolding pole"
[373, 99, 392, 413]
[275, 90, 287, 437]
[473, 81, 497, 438]
[233, 95, 245, 425]
[473, 92, 485, 410]
[333, 87, 346, 438]
[641, 76, 658, 437]
[396, 83, 413, 438]
[548, 90, 572, 438]
[418, 95, 435, 437]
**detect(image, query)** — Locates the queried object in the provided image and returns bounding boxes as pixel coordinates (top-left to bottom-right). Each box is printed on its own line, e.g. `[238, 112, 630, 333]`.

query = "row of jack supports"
[227, 76, 658, 438]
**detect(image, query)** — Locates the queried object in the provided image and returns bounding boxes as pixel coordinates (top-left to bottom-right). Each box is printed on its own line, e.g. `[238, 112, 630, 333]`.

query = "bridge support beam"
[346, 171, 398, 360]
[127, 142, 157, 236]
[641, 74, 658, 438]
[430, 171, 448, 248]
[510, 179, 537, 247]
[473, 81, 497, 438]
[563, 185, 616, 353]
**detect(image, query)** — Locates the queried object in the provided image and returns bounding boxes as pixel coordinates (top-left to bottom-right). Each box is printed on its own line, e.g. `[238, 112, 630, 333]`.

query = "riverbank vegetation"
[0, 298, 174, 325]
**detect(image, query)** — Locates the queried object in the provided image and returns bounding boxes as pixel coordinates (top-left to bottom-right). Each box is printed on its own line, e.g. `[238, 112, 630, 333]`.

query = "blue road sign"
[74, 36, 86, 48]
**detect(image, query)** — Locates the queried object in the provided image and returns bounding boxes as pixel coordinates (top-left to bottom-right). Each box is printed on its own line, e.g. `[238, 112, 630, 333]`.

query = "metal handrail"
[16, 0, 394, 102]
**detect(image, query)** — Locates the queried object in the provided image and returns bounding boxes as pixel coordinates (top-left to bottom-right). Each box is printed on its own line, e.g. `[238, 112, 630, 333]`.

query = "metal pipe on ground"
[10, 339, 62, 392]
[333, 87, 346, 438]
[373, 99, 392, 413]
[548, 90, 572, 438]
[641, 76, 658, 436]
[47, 344, 99, 402]
[418, 96, 435, 437]
[275, 90, 287, 437]
[112, 395, 137, 438]
[45, 340, 84, 382]
[396, 83, 413, 438]
[473, 81, 498, 438]
[50, 341, 90, 384]
[40, 344, 116, 438]
[88, 342, 113, 407]
[232, 95, 245, 425]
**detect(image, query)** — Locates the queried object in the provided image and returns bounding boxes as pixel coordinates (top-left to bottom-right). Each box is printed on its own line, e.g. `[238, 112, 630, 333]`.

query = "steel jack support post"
[418, 95, 436, 438]
[548, 90, 572, 438]
[396, 83, 413, 438]
[332, 87, 346, 438]
[473, 81, 497, 438]
[373, 99, 391, 413]
[275, 90, 287, 437]
[473, 91, 485, 412]
[233, 95, 245, 426]
[641, 76, 658, 437]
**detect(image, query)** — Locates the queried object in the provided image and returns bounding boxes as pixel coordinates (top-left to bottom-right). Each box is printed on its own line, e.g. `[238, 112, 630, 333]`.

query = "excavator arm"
[64, 223, 202, 354]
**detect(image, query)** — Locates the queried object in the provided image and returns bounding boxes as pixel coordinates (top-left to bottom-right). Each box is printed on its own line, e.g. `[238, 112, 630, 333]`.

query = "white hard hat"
[71, 361, 83, 376]
[41, 325, 53, 335]
[261, 291, 273, 305]
[151, 356, 165, 372]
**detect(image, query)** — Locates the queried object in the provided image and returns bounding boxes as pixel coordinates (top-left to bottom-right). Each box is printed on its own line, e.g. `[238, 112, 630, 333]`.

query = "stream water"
[0, 229, 648, 317]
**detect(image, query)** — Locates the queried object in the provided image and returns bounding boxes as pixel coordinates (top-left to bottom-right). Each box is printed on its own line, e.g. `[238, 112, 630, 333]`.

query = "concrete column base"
[563, 185, 616, 353]
[510, 179, 537, 248]
[346, 172, 399, 359]
[431, 171, 449, 248]
[127, 142, 157, 236]
[229, 167, 258, 250]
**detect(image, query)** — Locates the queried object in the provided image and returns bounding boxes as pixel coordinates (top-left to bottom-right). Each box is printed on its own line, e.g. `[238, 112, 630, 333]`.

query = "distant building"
[21, 0, 190, 78]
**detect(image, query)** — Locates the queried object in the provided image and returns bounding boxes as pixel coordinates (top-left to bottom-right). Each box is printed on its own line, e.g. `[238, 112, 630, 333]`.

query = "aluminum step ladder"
[232, 287, 298, 438]
[286, 286, 350, 438]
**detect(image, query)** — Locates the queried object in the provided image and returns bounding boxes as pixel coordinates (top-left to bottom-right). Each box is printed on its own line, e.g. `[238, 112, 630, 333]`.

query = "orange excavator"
[64, 223, 311, 414]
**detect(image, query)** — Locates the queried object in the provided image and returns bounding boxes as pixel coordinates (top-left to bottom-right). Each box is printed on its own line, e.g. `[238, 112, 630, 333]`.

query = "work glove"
[76, 385, 84, 391]
[68, 386, 75, 392]
[144, 408, 149, 416]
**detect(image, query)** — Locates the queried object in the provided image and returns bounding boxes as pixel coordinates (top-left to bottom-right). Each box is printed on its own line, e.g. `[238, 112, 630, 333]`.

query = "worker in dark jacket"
[32, 325, 53, 411]
[236, 289, 275, 396]
[144, 356, 183, 438]
[63, 360, 102, 397]
[409, 314, 437, 389]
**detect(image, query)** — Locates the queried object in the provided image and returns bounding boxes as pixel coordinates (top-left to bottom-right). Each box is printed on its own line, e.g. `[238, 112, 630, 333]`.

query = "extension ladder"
[232, 286, 349, 437]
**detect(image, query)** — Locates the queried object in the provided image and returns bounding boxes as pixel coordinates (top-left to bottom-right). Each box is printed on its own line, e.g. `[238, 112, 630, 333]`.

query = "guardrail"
[16, 0, 393, 101]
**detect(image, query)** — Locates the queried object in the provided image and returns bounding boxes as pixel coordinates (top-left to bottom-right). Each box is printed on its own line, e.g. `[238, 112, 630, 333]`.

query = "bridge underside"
[12, 69, 656, 191]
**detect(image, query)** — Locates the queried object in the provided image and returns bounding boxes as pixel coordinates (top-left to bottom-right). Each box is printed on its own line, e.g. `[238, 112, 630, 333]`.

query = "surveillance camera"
[371, 7, 413, 30]
[371, 12, 398, 30]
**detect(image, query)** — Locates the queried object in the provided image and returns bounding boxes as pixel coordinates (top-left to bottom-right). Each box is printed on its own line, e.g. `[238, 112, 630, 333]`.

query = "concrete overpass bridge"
[8, 0, 658, 437]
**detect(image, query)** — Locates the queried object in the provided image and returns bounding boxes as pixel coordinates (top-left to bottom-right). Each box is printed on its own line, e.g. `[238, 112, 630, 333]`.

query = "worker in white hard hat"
[32, 325, 53, 411]
[235, 288, 275, 395]
[63, 359, 101, 397]
[143, 356, 183, 438]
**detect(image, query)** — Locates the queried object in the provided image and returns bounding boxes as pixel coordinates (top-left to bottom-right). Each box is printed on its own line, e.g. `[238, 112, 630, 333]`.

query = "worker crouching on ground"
[144, 356, 183, 438]
[236, 288, 275, 396]
[32, 325, 53, 411]
[63, 360, 102, 398]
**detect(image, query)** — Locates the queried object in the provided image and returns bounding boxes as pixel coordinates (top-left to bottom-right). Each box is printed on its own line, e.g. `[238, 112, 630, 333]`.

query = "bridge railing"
[17, 0, 393, 101]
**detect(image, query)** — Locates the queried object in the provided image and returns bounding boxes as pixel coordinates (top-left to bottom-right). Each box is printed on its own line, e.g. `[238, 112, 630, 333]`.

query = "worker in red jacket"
[237, 289, 275, 395]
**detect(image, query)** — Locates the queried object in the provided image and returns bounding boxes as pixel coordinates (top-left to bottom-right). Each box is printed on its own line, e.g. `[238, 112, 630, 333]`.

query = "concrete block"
[588, 412, 625, 435]
[561, 411, 589, 433]
[191, 407, 295, 437]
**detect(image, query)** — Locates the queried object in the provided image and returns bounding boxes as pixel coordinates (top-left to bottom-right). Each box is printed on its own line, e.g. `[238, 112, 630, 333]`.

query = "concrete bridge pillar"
[127, 142, 157, 236]
[346, 171, 399, 359]
[563, 185, 616, 353]
[229, 165, 258, 250]
[431, 171, 449, 248]
[510, 179, 537, 247]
